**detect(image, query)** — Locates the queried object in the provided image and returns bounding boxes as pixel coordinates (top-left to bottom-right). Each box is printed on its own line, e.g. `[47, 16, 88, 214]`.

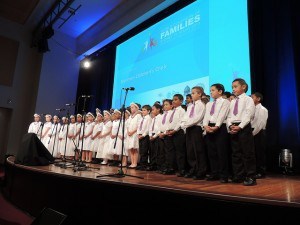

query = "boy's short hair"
[186, 94, 192, 98]
[233, 78, 248, 93]
[173, 94, 184, 101]
[142, 104, 151, 112]
[211, 83, 225, 94]
[223, 91, 231, 98]
[192, 86, 204, 94]
[252, 92, 263, 102]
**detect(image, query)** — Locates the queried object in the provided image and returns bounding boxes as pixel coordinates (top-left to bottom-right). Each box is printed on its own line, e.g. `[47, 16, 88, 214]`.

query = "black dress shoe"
[176, 170, 186, 177]
[135, 165, 144, 170]
[145, 166, 155, 171]
[206, 174, 219, 181]
[184, 173, 193, 178]
[193, 175, 206, 180]
[243, 177, 257, 186]
[254, 173, 265, 179]
[163, 169, 176, 175]
[231, 176, 244, 183]
[219, 177, 228, 183]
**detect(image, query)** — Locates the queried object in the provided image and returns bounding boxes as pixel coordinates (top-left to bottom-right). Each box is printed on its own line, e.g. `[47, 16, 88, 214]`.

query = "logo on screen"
[142, 37, 158, 52]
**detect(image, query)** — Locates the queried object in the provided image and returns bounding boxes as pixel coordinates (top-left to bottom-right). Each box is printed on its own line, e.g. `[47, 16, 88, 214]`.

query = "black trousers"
[138, 135, 150, 165]
[205, 124, 229, 178]
[149, 137, 159, 169]
[186, 126, 207, 176]
[157, 138, 166, 170]
[163, 129, 186, 171]
[254, 129, 266, 174]
[230, 124, 256, 178]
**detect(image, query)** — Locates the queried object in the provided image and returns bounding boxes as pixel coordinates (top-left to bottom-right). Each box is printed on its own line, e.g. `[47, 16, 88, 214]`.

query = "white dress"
[75, 122, 83, 150]
[108, 120, 123, 155]
[48, 123, 61, 157]
[66, 123, 76, 156]
[41, 122, 52, 149]
[96, 121, 112, 159]
[90, 122, 103, 152]
[82, 121, 95, 151]
[58, 124, 68, 156]
[116, 120, 128, 156]
[127, 113, 142, 150]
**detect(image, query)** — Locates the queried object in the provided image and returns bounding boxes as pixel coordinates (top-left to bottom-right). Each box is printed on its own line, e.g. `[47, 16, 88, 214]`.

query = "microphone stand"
[73, 97, 88, 172]
[48, 122, 56, 156]
[37, 120, 44, 140]
[51, 122, 60, 158]
[97, 89, 143, 179]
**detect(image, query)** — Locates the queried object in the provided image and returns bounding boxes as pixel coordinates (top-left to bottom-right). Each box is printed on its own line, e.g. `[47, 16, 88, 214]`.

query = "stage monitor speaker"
[15, 133, 55, 166]
[31, 208, 67, 225]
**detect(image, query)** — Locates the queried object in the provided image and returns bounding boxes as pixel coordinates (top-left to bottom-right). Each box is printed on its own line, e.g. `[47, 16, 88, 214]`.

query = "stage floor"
[6, 156, 300, 208]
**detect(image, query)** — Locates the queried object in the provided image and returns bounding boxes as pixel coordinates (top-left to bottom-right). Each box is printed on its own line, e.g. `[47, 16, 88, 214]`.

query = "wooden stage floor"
[6, 156, 300, 208]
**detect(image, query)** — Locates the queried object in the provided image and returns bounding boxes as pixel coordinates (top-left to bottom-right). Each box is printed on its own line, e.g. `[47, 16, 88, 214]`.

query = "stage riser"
[3, 162, 300, 225]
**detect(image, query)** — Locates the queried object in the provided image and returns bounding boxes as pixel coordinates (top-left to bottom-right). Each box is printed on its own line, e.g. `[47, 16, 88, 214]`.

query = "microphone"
[66, 103, 76, 106]
[81, 95, 94, 98]
[56, 108, 66, 111]
[122, 87, 135, 91]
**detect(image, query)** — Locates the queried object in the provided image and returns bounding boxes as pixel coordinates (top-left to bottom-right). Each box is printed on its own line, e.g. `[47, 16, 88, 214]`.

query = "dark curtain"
[248, 0, 300, 171]
[76, 47, 116, 114]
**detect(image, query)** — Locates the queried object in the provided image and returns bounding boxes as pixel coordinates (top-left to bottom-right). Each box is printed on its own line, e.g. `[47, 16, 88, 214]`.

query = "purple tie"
[139, 117, 144, 130]
[233, 97, 239, 115]
[210, 100, 216, 116]
[169, 109, 176, 123]
[152, 117, 156, 131]
[162, 112, 168, 124]
[189, 103, 195, 118]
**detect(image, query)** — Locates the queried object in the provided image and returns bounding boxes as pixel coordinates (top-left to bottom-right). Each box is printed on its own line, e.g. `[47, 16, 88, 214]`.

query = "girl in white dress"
[28, 114, 42, 137]
[41, 114, 52, 149]
[58, 117, 68, 157]
[127, 103, 142, 168]
[74, 114, 83, 160]
[90, 113, 103, 160]
[48, 115, 61, 158]
[66, 115, 77, 159]
[82, 113, 95, 162]
[118, 109, 131, 167]
[108, 109, 122, 166]
[97, 110, 112, 165]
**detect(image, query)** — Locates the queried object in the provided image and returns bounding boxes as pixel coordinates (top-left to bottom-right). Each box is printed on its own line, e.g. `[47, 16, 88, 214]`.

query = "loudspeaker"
[31, 208, 67, 225]
[15, 133, 54, 166]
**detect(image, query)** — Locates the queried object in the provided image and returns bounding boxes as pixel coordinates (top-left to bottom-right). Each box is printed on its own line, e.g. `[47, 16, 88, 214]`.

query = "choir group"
[28, 78, 268, 186]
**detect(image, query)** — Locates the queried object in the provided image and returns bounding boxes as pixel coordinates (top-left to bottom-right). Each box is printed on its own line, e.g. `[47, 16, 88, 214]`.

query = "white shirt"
[137, 114, 151, 136]
[227, 93, 255, 129]
[203, 97, 230, 127]
[159, 110, 171, 133]
[149, 114, 162, 138]
[251, 103, 268, 136]
[181, 99, 206, 129]
[28, 121, 42, 134]
[166, 106, 186, 131]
